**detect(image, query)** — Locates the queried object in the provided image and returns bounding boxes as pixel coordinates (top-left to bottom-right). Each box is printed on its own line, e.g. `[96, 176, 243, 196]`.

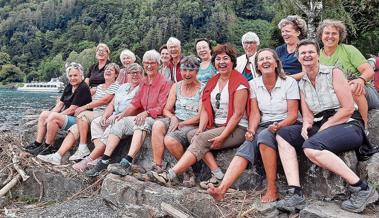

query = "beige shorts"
[68, 110, 102, 140]
[109, 116, 157, 139]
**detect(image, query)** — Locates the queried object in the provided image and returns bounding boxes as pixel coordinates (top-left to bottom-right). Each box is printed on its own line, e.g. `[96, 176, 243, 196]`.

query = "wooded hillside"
[0, 0, 377, 83]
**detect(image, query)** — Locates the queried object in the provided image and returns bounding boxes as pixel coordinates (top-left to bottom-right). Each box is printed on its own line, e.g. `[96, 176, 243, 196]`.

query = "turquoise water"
[0, 89, 59, 128]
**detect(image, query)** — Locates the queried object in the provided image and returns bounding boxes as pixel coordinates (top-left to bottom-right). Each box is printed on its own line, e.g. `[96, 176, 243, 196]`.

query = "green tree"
[0, 64, 25, 83]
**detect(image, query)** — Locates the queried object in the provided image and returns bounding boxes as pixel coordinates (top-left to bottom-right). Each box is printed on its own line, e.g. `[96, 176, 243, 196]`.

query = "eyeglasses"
[243, 41, 257, 45]
[127, 71, 140, 75]
[143, 62, 158, 66]
[97, 49, 108, 54]
[215, 93, 221, 109]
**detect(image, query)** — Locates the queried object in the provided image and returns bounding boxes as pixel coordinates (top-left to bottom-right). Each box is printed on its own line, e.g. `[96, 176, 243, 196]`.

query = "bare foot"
[261, 188, 279, 203]
[207, 184, 225, 201]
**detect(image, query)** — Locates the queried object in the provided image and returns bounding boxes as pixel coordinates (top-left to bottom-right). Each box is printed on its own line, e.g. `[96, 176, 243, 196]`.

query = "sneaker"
[276, 188, 306, 212]
[151, 170, 173, 186]
[72, 157, 91, 172]
[183, 171, 196, 188]
[28, 144, 46, 156]
[87, 158, 100, 166]
[85, 160, 108, 177]
[23, 142, 41, 151]
[39, 144, 59, 155]
[341, 185, 379, 213]
[37, 153, 61, 165]
[107, 158, 131, 176]
[69, 147, 91, 161]
[199, 175, 221, 189]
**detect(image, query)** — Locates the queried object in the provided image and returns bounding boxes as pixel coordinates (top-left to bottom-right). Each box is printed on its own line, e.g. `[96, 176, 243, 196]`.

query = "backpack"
[368, 56, 379, 91]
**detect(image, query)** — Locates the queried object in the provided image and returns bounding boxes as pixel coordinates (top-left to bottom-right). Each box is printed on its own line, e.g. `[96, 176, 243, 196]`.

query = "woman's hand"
[208, 135, 226, 149]
[349, 79, 366, 96]
[102, 115, 116, 126]
[74, 106, 86, 116]
[301, 122, 312, 140]
[135, 111, 148, 126]
[168, 116, 179, 132]
[245, 129, 255, 141]
[268, 122, 280, 133]
[318, 122, 330, 132]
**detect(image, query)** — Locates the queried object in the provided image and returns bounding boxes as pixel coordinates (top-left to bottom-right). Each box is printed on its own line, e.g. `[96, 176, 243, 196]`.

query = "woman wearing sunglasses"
[152, 44, 250, 187]
[24, 63, 92, 155]
[208, 48, 299, 203]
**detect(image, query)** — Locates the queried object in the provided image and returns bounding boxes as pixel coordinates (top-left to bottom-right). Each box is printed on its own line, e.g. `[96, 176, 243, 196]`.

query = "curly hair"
[211, 43, 237, 68]
[316, 19, 347, 44]
[278, 15, 307, 39]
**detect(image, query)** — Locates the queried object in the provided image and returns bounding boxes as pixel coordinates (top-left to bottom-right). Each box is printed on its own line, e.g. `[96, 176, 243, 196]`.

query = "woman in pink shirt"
[85, 49, 172, 177]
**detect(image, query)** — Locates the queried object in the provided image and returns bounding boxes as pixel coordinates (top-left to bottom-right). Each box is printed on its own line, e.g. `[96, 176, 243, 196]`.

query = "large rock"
[101, 174, 220, 217]
[14, 168, 87, 201]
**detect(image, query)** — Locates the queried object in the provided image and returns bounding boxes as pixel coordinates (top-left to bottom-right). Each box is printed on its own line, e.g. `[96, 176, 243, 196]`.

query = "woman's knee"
[152, 121, 166, 134]
[164, 136, 179, 149]
[303, 148, 320, 160]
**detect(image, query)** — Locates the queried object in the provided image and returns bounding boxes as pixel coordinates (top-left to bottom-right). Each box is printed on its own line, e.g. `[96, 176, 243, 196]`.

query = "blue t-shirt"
[197, 63, 216, 84]
[275, 44, 302, 75]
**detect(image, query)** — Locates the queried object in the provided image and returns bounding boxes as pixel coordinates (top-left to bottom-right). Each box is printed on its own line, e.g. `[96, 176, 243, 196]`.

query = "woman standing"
[152, 44, 250, 187]
[276, 15, 307, 80]
[116, 49, 136, 84]
[275, 40, 378, 213]
[159, 44, 173, 81]
[318, 19, 379, 130]
[25, 63, 92, 155]
[85, 43, 111, 93]
[195, 38, 216, 84]
[208, 49, 299, 203]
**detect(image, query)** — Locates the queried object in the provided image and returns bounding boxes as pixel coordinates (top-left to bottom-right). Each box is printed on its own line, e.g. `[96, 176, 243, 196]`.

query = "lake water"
[0, 89, 59, 129]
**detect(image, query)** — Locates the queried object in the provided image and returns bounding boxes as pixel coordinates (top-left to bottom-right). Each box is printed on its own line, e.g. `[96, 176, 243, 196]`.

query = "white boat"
[17, 78, 64, 93]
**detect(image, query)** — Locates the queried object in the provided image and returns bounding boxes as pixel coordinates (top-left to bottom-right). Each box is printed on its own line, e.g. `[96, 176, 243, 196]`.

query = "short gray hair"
[278, 15, 307, 39]
[167, 37, 181, 47]
[125, 63, 143, 74]
[143, 50, 161, 64]
[120, 49, 136, 62]
[241, 32, 260, 45]
[65, 62, 84, 80]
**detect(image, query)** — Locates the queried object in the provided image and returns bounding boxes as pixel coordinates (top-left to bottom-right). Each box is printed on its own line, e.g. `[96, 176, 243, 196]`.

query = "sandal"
[199, 175, 222, 189]
[152, 170, 172, 186]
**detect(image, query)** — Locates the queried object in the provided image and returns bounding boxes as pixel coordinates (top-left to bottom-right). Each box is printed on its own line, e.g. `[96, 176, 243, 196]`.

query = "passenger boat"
[17, 78, 64, 93]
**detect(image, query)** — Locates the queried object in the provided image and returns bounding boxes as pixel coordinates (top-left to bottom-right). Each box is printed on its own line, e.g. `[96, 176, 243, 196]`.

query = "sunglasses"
[66, 62, 83, 70]
[215, 93, 221, 109]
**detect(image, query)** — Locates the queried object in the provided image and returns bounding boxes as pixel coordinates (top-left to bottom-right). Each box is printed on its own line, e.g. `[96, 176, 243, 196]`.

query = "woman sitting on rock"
[152, 43, 250, 187]
[85, 50, 171, 177]
[116, 49, 136, 84]
[275, 39, 378, 213]
[71, 63, 143, 172]
[37, 63, 120, 164]
[150, 56, 204, 186]
[25, 63, 91, 155]
[208, 48, 299, 203]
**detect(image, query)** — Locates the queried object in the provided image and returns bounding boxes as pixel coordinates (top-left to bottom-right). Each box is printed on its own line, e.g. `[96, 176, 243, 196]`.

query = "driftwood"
[161, 202, 194, 218]
[12, 155, 30, 181]
[0, 174, 21, 197]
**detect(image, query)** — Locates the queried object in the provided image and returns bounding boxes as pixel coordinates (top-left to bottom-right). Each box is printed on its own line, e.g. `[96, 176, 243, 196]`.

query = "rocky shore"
[0, 109, 378, 217]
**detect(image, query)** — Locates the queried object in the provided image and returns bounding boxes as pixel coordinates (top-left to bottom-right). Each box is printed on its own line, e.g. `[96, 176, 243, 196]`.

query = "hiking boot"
[85, 160, 108, 177]
[69, 147, 90, 161]
[107, 158, 131, 176]
[341, 184, 379, 213]
[183, 171, 196, 188]
[147, 163, 164, 181]
[276, 188, 306, 212]
[37, 153, 61, 165]
[72, 157, 92, 172]
[199, 175, 221, 189]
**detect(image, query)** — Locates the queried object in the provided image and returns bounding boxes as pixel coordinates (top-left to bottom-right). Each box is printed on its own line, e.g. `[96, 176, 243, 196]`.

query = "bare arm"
[163, 84, 177, 118]
[51, 101, 64, 113]
[320, 68, 355, 130]
[349, 63, 375, 95]
[289, 72, 305, 81]
[277, 100, 299, 129]
[61, 104, 79, 115]
[101, 98, 116, 119]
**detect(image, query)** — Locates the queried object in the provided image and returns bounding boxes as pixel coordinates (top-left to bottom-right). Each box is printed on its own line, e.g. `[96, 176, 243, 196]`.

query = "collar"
[257, 76, 283, 88]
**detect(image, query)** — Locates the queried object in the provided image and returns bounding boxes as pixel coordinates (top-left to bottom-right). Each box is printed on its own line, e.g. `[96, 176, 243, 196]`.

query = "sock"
[34, 141, 42, 146]
[167, 168, 177, 180]
[289, 185, 303, 196]
[351, 179, 368, 190]
[212, 168, 224, 180]
[101, 155, 111, 164]
[45, 143, 51, 148]
[126, 155, 133, 163]
[78, 144, 88, 151]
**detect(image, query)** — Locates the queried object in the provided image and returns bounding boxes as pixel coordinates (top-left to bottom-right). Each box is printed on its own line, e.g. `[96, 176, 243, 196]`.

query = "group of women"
[24, 16, 378, 213]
